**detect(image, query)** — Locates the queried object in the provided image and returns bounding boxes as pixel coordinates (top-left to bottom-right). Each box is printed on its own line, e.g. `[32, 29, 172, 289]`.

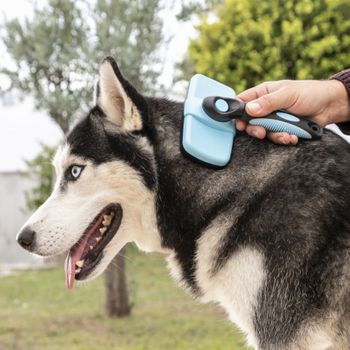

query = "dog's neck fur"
[144, 97, 280, 295]
[146, 97, 281, 247]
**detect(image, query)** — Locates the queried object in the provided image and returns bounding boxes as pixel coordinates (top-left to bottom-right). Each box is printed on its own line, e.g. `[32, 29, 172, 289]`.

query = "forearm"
[331, 69, 350, 134]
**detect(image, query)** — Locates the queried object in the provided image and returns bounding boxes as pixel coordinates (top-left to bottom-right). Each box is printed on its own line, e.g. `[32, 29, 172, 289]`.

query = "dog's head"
[16, 57, 164, 288]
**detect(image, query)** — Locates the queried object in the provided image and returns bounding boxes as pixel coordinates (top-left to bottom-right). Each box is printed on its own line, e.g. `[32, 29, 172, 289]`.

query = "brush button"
[215, 99, 229, 113]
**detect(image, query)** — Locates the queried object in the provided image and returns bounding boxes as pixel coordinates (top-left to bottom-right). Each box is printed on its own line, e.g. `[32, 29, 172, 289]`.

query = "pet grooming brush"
[182, 74, 323, 168]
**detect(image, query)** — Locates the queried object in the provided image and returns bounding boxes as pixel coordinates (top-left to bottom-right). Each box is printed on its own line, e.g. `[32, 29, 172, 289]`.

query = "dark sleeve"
[330, 69, 350, 135]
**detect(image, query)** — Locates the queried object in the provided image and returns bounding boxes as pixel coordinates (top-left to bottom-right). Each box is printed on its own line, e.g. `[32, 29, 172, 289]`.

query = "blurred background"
[0, 0, 349, 349]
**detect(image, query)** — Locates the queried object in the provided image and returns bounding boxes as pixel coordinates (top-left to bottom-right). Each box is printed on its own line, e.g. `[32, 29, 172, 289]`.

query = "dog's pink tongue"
[64, 234, 90, 289]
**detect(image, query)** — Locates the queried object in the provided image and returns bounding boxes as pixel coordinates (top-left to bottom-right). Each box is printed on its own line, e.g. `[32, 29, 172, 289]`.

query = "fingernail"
[291, 135, 298, 144]
[252, 130, 260, 138]
[246, 102, 261, 113]
[236, 120, 244, 130]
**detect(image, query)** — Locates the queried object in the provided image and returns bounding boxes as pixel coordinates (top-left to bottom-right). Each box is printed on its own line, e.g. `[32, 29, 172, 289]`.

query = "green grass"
[0, 246, 250, 350]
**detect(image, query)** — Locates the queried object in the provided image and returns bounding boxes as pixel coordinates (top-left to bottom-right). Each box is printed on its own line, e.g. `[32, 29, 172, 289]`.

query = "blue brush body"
[182, 74, 236, 168]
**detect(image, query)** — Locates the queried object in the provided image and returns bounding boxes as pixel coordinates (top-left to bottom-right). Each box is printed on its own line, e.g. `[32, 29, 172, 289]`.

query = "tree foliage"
[93, 0, 163, 93]
[176, 0, 223, 21]
[188, 0, 350, 92]
[22, 144, 55, 212]
[1, 0, 164, 133]
[2, 0, 92, 133]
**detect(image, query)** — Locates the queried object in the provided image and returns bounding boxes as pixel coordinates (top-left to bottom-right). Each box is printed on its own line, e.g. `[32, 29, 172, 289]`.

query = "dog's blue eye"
[70, 165, 83, 179]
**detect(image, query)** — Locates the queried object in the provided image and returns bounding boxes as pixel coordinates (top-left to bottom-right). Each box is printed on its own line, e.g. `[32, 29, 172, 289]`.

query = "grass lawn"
[0, 246, 250, 350]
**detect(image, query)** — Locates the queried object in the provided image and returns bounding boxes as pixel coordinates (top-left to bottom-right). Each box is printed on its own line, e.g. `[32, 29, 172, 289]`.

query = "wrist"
[327, 80, 350, 124]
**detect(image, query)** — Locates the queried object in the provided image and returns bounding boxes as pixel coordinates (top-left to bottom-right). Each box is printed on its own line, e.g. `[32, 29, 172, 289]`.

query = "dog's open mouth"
[65, 203, 122, 289]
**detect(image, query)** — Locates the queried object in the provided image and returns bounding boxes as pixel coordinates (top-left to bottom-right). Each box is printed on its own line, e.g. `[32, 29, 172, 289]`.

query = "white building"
[0, 171, 40, 267]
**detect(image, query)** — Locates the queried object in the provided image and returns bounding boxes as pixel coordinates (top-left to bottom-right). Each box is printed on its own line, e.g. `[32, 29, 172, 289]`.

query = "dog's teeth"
[75, 268, 81, 274]
[90, 245, 94, 250]
[99, 227, 107, 234]
[76, 260, 84, 268]
[102, 215, 112, 226]
[95, 236, 102, 242]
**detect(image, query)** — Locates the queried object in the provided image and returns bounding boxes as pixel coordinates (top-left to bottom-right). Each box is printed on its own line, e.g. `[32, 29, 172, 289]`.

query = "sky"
[0, 97, 63, 171]
[0, 0, 196, 171]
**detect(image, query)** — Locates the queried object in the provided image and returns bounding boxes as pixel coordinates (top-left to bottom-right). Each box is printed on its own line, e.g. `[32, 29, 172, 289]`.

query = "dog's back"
[151, 97, 350, 349]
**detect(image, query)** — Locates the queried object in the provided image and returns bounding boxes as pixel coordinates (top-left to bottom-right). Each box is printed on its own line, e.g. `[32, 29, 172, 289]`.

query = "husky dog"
[17, 57, 350, 350]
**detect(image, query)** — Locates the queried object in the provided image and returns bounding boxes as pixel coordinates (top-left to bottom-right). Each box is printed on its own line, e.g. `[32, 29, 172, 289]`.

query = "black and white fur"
[18, 57, 350, 349]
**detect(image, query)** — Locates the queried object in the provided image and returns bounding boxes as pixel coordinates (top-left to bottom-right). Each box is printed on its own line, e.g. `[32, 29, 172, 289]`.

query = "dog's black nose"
[17, 228, 36, 249]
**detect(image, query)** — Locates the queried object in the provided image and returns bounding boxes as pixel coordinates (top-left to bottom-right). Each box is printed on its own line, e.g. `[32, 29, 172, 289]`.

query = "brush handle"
[202, 96, 323, 140]
[241, 111, 323, 140]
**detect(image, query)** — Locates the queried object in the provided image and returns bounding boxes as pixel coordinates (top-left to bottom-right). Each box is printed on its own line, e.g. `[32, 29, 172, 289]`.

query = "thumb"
[245, 88, 294, 117]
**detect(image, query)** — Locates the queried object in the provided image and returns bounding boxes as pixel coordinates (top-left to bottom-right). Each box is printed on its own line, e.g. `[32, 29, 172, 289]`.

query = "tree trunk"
[104, 248, 131, 317]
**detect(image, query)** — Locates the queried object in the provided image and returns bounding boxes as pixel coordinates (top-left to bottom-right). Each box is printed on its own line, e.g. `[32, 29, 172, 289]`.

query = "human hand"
[236, 79, 350, 145]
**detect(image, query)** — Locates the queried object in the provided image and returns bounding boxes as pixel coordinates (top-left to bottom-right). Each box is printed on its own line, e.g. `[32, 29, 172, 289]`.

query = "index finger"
[237, 81, 284, 102]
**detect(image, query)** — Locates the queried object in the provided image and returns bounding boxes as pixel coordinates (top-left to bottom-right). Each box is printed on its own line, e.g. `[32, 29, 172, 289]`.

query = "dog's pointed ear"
[95, 56, 147, 132]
